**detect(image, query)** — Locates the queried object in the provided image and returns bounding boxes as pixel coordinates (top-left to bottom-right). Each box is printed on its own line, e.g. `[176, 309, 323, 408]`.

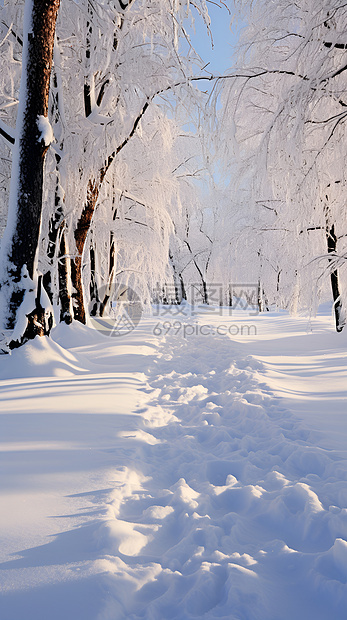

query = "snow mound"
[0, 335, 90, 379]
[52, 321, 109, 349]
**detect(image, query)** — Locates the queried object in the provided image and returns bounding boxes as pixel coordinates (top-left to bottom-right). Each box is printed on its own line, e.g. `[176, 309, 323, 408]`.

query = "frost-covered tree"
[0, 0, 60, 351]
[0, 0, 219, 349]
[216, 0, 347, 329]
[86, 106, 193, 316]
[38, 0, 213, 325]
[169, 184, 216, 305]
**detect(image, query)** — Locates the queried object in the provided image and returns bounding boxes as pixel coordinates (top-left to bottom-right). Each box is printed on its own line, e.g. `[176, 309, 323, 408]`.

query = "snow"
[36, 115, 54, 147]
[0, 308, 347, 619]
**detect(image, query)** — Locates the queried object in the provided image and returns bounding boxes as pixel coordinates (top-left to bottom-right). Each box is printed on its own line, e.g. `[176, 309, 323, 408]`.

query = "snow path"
[0, 313, 347, 619]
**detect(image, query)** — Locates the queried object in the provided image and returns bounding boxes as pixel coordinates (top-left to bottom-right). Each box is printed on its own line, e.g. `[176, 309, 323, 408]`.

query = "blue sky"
[187, 3, 240, 74]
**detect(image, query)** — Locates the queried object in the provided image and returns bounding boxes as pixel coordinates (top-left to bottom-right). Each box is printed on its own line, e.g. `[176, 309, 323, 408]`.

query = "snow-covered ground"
[1, 307, 347, 619]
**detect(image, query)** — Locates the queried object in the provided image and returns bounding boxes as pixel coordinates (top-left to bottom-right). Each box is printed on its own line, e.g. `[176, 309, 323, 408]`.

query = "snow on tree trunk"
[0, 0, 60, 351]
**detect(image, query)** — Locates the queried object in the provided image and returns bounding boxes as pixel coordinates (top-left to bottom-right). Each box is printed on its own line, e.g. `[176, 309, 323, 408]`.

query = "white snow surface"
[36, 115, 54, 147]
[0, 308, 347, 619]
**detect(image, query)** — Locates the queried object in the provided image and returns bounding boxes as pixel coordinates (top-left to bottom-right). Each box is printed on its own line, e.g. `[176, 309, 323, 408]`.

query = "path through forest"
[0, 310, 347, 619]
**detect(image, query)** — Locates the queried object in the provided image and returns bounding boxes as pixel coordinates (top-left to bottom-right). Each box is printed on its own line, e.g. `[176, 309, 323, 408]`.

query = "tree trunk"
[70, 0, 147, 325]
[57, 229, 73, 324]
[89, 233, 101, 317]
[71, 101, 150, 323]
[42, 153, 73, 324]
[71, 178, 99, 324]
[324, 195, 345, 332]
[98, 230, 116, 317]
[40, 51, 73, 324]
[0, 0, 60, 349]
[184, 239, 208, 304]
[169, 250, 186, 303]
[326, 223, 345, 332]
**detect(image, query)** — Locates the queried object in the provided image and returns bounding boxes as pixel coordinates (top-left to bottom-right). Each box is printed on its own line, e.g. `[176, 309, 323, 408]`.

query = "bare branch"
[0, 119, 15, 146]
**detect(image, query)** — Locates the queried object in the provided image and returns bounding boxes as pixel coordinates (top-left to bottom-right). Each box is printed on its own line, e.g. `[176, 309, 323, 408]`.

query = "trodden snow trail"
[95, 327, 347, 620]
[0, 314, 347, 619]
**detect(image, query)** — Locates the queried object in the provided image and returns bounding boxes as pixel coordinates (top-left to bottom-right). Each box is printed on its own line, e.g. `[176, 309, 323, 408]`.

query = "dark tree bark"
[326, 221, 344, 332]
[57, 228, 73, 323]
[70, 0, 138, 324]
[182, 210, 208, 304]
[169, 250, 186, 303]
[71, 97, 150, 324]
[42, 65, 73, 325]
[71, 178, 99, 324]
[91, 195, 117, 318]
[0, 0, 60, 349]
[42, 153, 73, 325]
[324, 191, 345, 333]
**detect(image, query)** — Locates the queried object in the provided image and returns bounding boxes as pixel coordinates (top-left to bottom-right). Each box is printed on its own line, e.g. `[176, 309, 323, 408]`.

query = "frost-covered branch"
[0, 119, 15, 145]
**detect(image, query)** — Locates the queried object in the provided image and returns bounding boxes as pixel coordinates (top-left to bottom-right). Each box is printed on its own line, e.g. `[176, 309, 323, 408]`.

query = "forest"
[2, 3, 347, 619]
[0, 0, 346, 351]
